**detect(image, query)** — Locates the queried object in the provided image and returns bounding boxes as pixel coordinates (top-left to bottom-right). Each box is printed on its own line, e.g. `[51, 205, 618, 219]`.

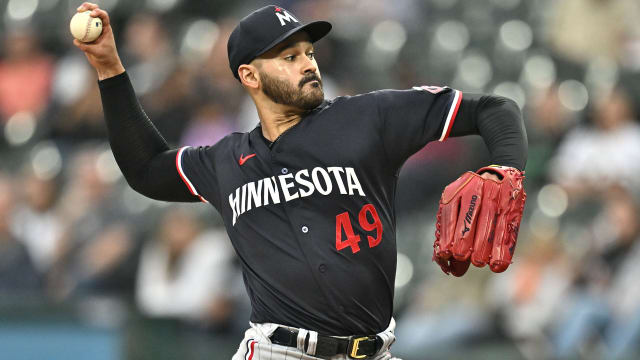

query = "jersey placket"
[266, 127, 348, 323]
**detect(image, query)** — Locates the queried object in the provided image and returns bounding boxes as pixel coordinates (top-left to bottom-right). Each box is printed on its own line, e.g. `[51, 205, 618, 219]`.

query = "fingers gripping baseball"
[72, 2, 124, 80]
[433, 166, 526, 276]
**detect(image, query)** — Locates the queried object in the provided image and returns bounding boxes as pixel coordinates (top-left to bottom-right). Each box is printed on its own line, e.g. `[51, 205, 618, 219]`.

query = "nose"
[301, 56, 317, 75]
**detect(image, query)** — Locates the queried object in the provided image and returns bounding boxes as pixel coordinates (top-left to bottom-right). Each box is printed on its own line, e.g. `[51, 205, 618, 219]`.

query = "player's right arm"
[73, 2, 199, 203]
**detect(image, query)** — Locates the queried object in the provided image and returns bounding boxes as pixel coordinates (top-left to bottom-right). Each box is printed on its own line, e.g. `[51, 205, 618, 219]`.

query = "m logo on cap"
[275, 8, 299, 26]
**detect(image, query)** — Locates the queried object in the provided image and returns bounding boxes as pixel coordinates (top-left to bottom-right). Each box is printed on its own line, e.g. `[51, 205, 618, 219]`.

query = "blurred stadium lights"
[455, 51, 493, 91]
[520, 54, 557, 90]
[434, 20, 470, 53]
[98, 0, 121, 12]
[493, 81, 526, 109]
[528, 208, 560, 240]
[560, 223, 592, 259]
[4, 112, 36, 146]
[395, 252, 414, 289]
[461, 2, 494, 42]
[52, 56, 92, 106]
[6, 0, 38, 21]
[584, 57, 619, 96]
[328, 11, 368, 42]
[147, 0, 180, 13]
[558, 79, 589, 112]
[96, 147, 123, 184]
[180, 19, 219, 65]
[371, 20, 407, 52]
[537, 184, 569, 218]
[365, 20, 407, 70]
[499, 20, 533, 52]
[490, 0, 521, 11]
[38, 0, 61, 12]
[431, 0, 458, 10]
[30, 141, 63, 181]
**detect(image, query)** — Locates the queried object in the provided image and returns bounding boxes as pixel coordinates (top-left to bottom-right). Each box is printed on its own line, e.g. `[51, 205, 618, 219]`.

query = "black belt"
[270, 326, 382, 359]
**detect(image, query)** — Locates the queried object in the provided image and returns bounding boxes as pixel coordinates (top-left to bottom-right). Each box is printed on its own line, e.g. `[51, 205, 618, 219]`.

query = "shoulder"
[184, 131, 249, 152]
[308, 94, 383, 120]
[216, 131, 251, 147]
[179, 131, 251, 169]
[323, 90, 403, 105]
[318, 90, 400, 111]
[322, 86, 455, 107]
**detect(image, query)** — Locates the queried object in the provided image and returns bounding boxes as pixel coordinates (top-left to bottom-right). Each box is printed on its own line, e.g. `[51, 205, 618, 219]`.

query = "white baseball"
[70, 11, 103, 43]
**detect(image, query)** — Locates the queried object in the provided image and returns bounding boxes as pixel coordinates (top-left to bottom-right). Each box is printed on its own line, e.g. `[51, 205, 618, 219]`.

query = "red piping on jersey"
[175, 146, 208, 203]
[443, 91, 462, 141]
[440, 90, 462, 142]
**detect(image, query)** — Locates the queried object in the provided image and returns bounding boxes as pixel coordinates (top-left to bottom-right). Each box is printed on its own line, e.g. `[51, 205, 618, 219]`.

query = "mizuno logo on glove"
[462, 195, 478, 236]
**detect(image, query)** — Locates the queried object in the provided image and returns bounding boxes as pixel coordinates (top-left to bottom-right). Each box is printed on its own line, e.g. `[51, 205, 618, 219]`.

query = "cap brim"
[255, 20, 332, 57]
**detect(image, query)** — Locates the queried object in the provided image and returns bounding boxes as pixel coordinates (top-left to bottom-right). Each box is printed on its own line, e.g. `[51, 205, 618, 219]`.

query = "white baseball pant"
[232, 318, 401, 360]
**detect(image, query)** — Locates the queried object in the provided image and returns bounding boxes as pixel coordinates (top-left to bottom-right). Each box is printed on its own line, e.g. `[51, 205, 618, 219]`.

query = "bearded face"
[259, 70, 324, 111]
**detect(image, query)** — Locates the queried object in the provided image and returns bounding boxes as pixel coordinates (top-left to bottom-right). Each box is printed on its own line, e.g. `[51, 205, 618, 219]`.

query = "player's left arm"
[373, 88, 526, 174]
[448, 93, 528, 172]
[433, 94, 528, 276]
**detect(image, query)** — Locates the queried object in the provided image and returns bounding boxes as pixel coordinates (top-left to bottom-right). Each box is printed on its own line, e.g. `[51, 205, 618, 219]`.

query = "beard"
[260, 71, 324, 111]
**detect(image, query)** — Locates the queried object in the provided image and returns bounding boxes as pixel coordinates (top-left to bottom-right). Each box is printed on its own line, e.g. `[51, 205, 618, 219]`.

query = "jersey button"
[301, 226, 309, 233]
[318, 264, 327, 273]
[281, 168, 288, 174]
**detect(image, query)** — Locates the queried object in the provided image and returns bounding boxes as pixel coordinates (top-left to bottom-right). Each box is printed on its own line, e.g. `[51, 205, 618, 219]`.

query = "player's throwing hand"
[72, 2, 125, 80]
[433, 165, 526, 276]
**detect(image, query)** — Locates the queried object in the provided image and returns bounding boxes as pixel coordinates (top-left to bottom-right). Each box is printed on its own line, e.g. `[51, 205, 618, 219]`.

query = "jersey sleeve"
[175, 146, 221, 207]
[374, 86, 462, 167]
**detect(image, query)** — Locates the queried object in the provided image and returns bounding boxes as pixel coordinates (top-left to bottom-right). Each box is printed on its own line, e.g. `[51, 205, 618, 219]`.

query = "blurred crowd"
[2, 0, 640, 359]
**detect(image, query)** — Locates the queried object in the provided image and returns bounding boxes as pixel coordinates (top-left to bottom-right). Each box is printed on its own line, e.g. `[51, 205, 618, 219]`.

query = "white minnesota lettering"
[327, 167, 347, 194]
[246, 180, 262, 211]
[229, 187, 240, 225]
[263, 176, 280, 207]
[295, 169, 314, 197]
[312, 167, 332, 195]
[229, 166, 366, 225]
[345, 167, 366, 196]
[279, 173, 299, 202]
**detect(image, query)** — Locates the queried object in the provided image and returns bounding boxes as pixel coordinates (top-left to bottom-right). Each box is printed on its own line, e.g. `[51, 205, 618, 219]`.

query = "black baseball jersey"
[176, 86, 462, 335]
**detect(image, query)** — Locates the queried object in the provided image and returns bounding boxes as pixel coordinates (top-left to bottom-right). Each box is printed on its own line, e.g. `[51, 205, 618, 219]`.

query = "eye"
[284, 55, 295, 61]
[307, 52, 315, 60]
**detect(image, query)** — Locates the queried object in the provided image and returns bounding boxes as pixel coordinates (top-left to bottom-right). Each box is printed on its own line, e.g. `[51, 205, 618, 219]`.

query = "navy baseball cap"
[227, 5, 332, 80]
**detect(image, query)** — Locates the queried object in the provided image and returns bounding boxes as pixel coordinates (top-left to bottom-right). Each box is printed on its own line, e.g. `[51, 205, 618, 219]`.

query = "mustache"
[299, 74, 322, 88]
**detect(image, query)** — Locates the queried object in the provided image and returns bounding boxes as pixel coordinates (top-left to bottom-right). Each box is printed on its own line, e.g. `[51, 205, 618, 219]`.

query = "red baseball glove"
[432, 165, 526, 277]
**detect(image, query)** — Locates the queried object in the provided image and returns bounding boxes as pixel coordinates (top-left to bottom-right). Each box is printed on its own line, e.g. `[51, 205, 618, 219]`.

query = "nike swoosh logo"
[238, 153, 256, 166]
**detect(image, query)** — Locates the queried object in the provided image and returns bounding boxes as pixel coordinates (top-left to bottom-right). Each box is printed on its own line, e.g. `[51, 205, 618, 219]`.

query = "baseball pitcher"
[73, 3, 527, 359]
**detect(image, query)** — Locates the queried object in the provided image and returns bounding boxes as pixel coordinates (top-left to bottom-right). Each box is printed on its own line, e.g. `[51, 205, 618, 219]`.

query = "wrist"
[97, 63, 126, 81]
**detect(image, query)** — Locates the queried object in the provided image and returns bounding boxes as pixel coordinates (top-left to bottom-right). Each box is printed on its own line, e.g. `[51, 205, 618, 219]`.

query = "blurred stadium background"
[1, 0, 640, 359]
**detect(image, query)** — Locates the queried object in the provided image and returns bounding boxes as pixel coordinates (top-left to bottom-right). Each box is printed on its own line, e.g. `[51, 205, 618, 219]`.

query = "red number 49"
[335, 204, 383, 254]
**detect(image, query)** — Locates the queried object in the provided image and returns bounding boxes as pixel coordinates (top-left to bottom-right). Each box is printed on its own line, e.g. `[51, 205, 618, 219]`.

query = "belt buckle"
[348, 336, 371, 359]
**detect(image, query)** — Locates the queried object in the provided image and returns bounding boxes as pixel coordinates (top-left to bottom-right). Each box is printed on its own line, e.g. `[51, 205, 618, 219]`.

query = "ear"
[238, 64, 260, 89]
